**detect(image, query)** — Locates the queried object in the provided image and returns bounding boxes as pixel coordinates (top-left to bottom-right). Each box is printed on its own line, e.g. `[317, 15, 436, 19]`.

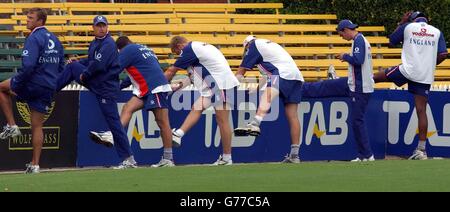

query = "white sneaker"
[89, 131, 114, 148]
[234, 122, 261, 137]
[282, 154, 301, 164]
[113, 158, 138, 170]
[351, 158, 362, 162]
[24, 163, 40, 174]
[351, 155, 375, 162]
[409, 149, 428, 160]
[212, 155, 233, 166]
[151, 158, 175, 168]
[363, 155, 376, 162]
[327, 65, 339, 80]
[172, 129, 182, 148]
[0, 125, 22, 140]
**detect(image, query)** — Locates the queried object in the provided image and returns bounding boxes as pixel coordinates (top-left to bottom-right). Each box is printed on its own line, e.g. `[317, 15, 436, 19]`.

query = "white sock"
[175, 129, 185, 137]
[126, 156, 136, 164]
[251, 115, 263, 126]
[164, 148, 173, 160]
[417, 141, 426, 151]
[223, 154, 232, 161]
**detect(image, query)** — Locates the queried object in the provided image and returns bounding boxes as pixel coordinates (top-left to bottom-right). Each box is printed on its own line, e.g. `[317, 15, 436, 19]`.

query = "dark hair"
[27, 8, 47, 25]
[116, 36, 133, 50]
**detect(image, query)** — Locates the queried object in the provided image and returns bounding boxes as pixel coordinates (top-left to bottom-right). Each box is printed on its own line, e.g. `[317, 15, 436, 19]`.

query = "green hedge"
[232, 0, 450, 45]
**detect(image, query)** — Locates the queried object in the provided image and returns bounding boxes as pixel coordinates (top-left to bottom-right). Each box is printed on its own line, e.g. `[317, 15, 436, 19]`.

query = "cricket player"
[373, 11, 448, 160]
[166, 36, 240, 165]
[301, 20, 375, 161]
[91, 36, 175, 168]
[233, 36, 305, 163]
[56, 16, 135, 169]
[0, 8, 65, 173]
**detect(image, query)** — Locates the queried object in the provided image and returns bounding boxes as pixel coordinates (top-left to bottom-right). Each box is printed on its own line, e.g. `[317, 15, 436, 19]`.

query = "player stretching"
[167, 36, 240, 165]
[234, 36, 304, 163]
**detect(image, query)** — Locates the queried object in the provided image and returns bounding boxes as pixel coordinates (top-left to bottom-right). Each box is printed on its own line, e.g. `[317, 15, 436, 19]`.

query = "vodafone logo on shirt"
[412, 28, 435, 37]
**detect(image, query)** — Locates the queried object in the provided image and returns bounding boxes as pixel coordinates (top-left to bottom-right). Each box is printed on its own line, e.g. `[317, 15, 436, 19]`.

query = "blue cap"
[93, 15, 108, 26]
[336, 20, 358, 31]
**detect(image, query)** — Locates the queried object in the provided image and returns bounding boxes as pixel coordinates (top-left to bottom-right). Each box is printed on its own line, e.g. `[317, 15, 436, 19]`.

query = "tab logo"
[384, 101, 450, 147]
[300, 102, 349, 146]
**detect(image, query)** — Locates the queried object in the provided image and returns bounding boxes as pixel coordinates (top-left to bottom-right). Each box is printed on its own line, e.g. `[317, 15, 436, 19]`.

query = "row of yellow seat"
[58, 35, 389, 46]
[1, 13, 338, 25]
[0, 3, 283, 15]
[5, 24, 384, 36]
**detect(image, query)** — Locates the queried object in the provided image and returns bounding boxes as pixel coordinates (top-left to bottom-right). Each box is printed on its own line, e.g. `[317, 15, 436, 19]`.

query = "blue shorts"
[11, 79, 54, 114]
[385, 66, 431, 98]
[272, 77, 303, 104]
[140, 92, 170, 111]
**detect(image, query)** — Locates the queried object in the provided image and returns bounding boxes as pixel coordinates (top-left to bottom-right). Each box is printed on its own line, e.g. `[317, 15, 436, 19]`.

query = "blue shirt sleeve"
[13, 36, 41, 86]
[438, 32, 448, 54]
[389, 23, 409, 46]
[240, 42, 263, 69]
[342, 34, 366, 66]
[174, 43, 199, 70]
[83, 41, 118, 80]
[120, 76, 132, 90]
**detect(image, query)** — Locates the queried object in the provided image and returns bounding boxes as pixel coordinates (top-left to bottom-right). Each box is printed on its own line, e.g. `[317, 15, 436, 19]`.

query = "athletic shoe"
[351, 158, 362, 162]
[351, 155, 375, 162]
[151, 158, 175, 168]
[363, 155, 376, 162]
[113, 158, 138, 170]
[89, 131, 114, 148]
[172, 129, 182, 148]
[234, 122, 261, 137]
[24, 163, 40, 174]
[282, 154, 301, 164]
[409, 149, 428, 160]
[0, 125, 21, 140]
[327, 65, 339, 80]
[212, 155, 233, 166]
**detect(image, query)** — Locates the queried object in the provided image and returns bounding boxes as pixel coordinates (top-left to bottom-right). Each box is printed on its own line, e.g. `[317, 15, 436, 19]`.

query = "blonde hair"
[27, 8, 48, 25]
[169, 36, 188, 50]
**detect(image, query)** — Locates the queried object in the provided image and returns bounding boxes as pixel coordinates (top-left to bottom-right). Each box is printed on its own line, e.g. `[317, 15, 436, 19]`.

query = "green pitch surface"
[1, 160, 450, 192]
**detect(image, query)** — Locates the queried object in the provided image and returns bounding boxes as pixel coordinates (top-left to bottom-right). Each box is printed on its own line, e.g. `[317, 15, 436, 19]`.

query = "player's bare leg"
[213, 102, 233, 165]
[234, 87, 280, 136]
[25, 109, 45, 174]
[0, 79, 20, 139]
[409, 95, 429, 160]
[151, 107, 175, 167]
[120, 96, 144, 127]
[282, 103, 301, 163]
[373, 71, 388, 83]
[172, 96, 211, 147]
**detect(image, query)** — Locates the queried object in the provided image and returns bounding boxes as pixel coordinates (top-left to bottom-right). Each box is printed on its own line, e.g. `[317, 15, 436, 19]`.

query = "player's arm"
[81, 42, 116, 82]
[235, 67, 251, 82]
[237, 42, 262, 82]
[166, 44, 199, 81]
[170, 76, 192, 92]
[389, 23, 408, 47]
[437, 33, 448, 65]
[340, 36, 366, 66]
[13, 36, 40, 87]
[165, 66, 182, 82]
[120, 76, 132, 90]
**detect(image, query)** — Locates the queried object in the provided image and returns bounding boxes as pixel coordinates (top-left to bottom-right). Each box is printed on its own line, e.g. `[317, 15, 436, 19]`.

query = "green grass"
[1, 160, 450, 192]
